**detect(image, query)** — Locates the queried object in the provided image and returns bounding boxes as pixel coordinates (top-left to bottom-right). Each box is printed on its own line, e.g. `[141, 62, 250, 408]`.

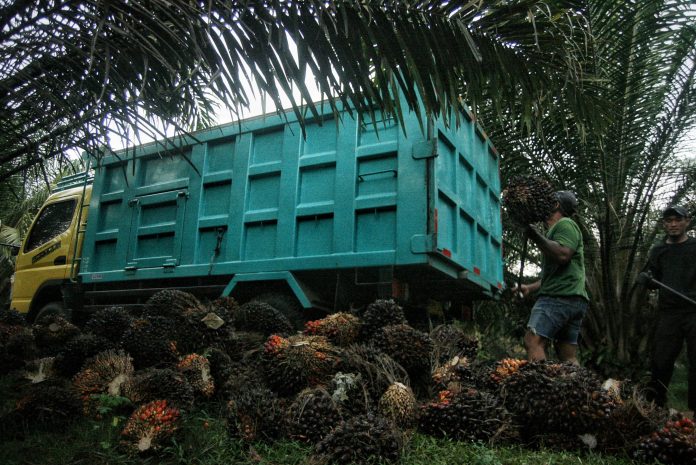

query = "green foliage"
[0, 420, 638, 465]
[667, 355, 690, 413]
[473, 300, 528, 361]
[403, 436, 634, 465]
[91, 394, 133, 417]
[486, 0, 696, 371]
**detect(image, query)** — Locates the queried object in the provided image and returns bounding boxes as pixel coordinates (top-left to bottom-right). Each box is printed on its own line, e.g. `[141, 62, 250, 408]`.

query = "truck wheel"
[253, 292, 305, 330]
[34, 301, 70, 323]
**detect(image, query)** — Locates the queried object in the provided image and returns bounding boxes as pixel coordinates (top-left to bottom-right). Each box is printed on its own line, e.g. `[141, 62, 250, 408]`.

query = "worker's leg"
[553, 297, 588, 365]
[683, 313, 696, 411]
[555, 342, 579, 365]
[524, 330, 548, 361]
[525, 296, 565, 362]
[647, 313, 684, 407]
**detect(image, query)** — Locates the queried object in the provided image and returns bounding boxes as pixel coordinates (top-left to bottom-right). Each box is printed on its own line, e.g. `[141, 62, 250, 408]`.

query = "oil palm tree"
[483, 0, 696, 372]
[1, 1, 593, 182]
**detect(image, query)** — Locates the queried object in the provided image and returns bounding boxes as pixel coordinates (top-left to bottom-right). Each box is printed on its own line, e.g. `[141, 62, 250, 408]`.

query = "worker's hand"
[511, 284, 532, 300]
[636, 271, 653, 286]
[510, 216, 533, 233]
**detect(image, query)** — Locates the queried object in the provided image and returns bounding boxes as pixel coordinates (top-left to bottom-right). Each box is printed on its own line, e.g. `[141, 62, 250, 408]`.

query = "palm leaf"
[2, 0, 592, 181]
[484, 0, 696, 367]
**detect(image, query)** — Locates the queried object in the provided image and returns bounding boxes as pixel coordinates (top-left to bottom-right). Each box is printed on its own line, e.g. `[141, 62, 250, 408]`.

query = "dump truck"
[9, 101, 504, 324]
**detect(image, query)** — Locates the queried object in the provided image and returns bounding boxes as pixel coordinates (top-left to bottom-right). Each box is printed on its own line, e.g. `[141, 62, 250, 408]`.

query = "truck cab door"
[11, 197, 78, 312]
[125, 190, 188, 271]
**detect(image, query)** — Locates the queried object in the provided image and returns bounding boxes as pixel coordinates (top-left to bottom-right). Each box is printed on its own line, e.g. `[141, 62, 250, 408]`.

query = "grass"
[0, 401, 640, 465]
[0, 418, 640, 465]
[667, 354, 689, 413]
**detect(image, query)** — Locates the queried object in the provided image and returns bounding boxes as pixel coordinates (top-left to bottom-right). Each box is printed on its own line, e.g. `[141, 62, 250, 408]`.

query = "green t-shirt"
[539, 217, 589, 300]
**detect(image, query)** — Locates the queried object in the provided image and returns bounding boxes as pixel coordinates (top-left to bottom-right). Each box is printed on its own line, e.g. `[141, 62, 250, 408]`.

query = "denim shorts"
[527, 295, 588, 344]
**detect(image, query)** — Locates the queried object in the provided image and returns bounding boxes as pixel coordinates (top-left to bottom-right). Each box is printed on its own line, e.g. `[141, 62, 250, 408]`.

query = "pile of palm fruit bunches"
[0, 293, 693, 464]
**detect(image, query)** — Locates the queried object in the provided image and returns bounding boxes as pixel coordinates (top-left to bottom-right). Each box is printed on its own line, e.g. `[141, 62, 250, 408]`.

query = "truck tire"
[252, 292, 305, 330]
[34, 301, 70, 323]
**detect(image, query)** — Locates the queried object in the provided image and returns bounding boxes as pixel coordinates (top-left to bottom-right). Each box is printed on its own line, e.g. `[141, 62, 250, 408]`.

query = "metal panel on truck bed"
[80, 102, 503, 296]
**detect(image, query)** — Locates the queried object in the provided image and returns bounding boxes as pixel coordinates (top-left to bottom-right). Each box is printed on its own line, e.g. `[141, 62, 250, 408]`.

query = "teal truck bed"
[79, 102, 503, 314]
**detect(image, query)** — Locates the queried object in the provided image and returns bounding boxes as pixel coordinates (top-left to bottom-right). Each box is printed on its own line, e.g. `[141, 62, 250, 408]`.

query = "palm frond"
[2, 0, 592, 182]
[483, 0, 696, 365]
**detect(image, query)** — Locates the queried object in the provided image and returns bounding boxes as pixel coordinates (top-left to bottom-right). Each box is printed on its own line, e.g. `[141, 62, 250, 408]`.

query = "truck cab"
[10, 175, 91, 322]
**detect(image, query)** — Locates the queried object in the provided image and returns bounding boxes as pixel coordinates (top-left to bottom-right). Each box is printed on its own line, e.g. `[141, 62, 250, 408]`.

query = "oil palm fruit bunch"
[465, 359, 501, 390]
[261, 335, 298, 393]
[53, 333, 114, 377]
[632, 416, 696, 464]
[142, 289, 203, 319]
[597, 395, 670, 454]
[430, 324, 479, 363]
[338, 343, 408, 410]
[188, 313, 237, 354]
[204, 348, 234, 393]
[502, 175, 556, 224]
[142, 292, 207, 354]
[370, 323, 433, 376]
[207, 296, 240, 321]
[359, 299, 407, 340]
[120, 316, 179, 369]
[0, 308, 26, 326]
[124, 367, 195, 410]
[121, 399, 181, 452]
[304, 312, 362, 346]
[234, 301, 293, 336]
[500, 362, 616, 437]
[601, 377, 638, 403]
[176, 353, 214, 398]
[32, 314, 81, 356]
[314, 413, 404, 465]
[84, 306, 134, 344]
[0, 309, 27, 365]
[22, 357, 56, 384]
[217, 360, 265, 401]
[262, 334, 341, 396]
[0, 326, 35, 373]
[223, 331, 266, 362]
[329, 372, 371, 416]
[418, 388, 512, 443]
[226, 385, 284, 442]
[286, 387, 342, 443]
[431, 355, 474, 391]
[489, 358, 528, 385]
[4, 327, 35, 353]
[14, 380, 83, 431]
[0, 318, 25, 347]
[73, 350, 134, 415]
[179, 299, 238, 353]
[378, 382, 417, 428]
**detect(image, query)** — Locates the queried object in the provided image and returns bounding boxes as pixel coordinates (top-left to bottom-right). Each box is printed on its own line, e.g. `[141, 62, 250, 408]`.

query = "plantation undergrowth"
[0, 362, 639, 465]
[0, 409, 637, 465]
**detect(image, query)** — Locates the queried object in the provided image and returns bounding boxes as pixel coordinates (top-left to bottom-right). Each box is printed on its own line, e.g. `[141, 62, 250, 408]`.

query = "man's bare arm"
[526, 225, 574, 264]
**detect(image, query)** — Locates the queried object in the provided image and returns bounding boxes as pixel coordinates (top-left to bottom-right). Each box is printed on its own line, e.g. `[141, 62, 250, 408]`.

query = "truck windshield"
[24, 199, 77, 252]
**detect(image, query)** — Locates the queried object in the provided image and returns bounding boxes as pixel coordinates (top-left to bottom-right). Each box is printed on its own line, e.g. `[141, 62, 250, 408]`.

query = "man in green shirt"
[516, 191, 589, 364]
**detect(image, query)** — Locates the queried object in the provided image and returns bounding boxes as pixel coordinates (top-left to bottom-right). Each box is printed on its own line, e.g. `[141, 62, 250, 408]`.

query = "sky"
[106, 73, 696, 165]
